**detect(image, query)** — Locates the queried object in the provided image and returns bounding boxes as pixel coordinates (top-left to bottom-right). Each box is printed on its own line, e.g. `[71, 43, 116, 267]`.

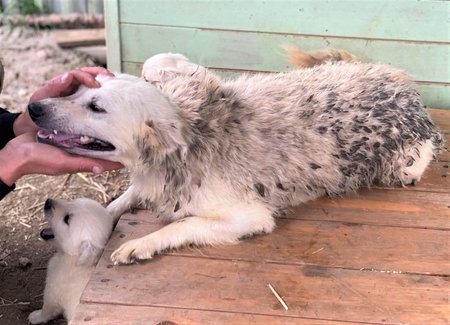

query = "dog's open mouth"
[40, 227, 54, 241]
[37, 129, 115, 151]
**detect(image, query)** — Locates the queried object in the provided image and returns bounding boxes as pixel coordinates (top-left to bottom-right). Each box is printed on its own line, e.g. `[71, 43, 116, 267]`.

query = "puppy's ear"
[77, 241, 103, 266]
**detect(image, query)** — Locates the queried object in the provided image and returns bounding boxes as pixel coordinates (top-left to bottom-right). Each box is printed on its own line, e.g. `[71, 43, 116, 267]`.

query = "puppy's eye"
[88, 101, 106, 113]
[63, 214, 71, 225]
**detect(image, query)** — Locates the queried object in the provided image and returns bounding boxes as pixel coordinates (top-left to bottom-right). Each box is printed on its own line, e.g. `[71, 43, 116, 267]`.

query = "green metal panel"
[107, 0, 450, 109]
[118, 0, 450, 43]
[119, 24, 450, 84]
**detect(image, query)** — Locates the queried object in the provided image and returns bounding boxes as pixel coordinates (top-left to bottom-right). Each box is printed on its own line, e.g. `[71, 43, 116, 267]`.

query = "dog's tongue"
[40, 227, 54, 241]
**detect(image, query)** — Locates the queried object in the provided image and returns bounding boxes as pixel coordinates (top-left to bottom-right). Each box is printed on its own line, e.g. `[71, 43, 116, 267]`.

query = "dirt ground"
[0, 27, 128, 324]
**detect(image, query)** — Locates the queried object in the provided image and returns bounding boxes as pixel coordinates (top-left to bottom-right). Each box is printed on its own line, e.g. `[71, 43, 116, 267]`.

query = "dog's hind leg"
[110, 203, 276, 265]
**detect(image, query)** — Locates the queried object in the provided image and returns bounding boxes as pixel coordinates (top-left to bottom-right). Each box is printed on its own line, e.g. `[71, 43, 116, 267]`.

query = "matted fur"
[29, 54, 443, 264]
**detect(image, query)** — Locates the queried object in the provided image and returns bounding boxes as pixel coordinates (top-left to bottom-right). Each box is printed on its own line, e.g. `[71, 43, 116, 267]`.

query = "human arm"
[0, 132, 121, 186]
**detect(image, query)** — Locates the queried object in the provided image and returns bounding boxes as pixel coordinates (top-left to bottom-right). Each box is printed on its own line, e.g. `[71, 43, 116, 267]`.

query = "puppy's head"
[41, 198, 113, 266]
[29, 74, 188, 167]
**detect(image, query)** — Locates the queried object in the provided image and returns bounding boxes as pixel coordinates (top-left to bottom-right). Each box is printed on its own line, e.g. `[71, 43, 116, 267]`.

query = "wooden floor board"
[106, 211, 449, 275]
[298, 189, 450, 229]
[71, 303, 362, 325]
[79, 255, 448, 325]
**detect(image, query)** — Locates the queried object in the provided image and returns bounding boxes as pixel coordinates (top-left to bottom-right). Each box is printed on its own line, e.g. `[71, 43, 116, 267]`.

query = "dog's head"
[40, 198, 113, 266]
[29, 74, 188, 167]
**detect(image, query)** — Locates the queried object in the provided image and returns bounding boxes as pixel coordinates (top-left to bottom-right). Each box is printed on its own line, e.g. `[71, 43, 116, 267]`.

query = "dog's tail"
[284, 46, 362, 68]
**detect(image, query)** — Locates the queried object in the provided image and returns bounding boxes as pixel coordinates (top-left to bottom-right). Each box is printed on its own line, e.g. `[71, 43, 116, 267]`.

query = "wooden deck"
[72, 109, 449, 325]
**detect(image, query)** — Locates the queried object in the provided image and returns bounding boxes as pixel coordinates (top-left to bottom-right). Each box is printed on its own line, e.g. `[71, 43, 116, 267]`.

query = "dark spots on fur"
[406, 158, 415, 167]
[306, 185, 313, 191]
[362, 126, 372, 133]
[444, 165, 449, 168]
[146, 120, 154, 128]
[373, 142, 381, 149]
[382, 138, 398, 151]
[310, 163, 321, 170]
[276, 182, 287, 191]
[174, 201, 181, 213]
[194, 119, 210, 134]
[317, 126, 327, 134]
[307, 94, 314, 102]
[254, 183, 266, 197]
[340, 150, 350, 160]
[232, 119, 241, 125]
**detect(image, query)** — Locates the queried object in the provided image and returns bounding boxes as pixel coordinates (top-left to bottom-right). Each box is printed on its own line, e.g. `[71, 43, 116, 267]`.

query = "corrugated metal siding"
[105, 0, 450, 109]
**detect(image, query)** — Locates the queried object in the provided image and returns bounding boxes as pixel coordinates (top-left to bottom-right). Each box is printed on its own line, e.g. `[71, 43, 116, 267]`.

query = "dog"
[28, 53, 443, 265]
[28, 198, 113, 324]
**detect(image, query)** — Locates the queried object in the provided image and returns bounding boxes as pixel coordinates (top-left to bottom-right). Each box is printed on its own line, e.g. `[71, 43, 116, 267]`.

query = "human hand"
[0, 133, 123, 186]
[13, 67, 114, 136]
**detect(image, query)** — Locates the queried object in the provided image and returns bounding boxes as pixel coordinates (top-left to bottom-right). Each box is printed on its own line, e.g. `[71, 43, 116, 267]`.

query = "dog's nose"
[28, 102, 46, 122]
[44, 199, 53, 211]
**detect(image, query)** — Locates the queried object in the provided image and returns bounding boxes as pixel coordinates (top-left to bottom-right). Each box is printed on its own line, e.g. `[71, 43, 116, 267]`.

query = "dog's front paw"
[110, 238, 155, 265]
[28, 310, 45, 324]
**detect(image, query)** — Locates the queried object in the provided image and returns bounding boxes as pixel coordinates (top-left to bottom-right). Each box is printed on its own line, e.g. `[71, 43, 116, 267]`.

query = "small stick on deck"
[268, 283, 289, 311]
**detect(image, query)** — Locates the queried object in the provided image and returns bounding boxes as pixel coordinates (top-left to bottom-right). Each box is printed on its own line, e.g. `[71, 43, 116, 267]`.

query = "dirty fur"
[29, 53, 444, 264]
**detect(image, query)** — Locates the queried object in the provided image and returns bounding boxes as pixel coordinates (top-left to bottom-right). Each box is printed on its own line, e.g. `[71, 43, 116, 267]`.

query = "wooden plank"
[81, 254, 449, 325]
[298, 189, 450, 230]
[104, 0, 122, 72]
[117, 0, 450, 43]
[71, 303, 356, 325]
[107, 211, 450, 275]
[52, 28, 105, 48]
[430, 108, 450, 134]
[119, 24, 450, 84]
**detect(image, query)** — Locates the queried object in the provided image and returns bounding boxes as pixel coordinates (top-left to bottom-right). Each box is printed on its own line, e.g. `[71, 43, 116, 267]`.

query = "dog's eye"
[63, 214, 71, 225]
[88, 101, 106, 113]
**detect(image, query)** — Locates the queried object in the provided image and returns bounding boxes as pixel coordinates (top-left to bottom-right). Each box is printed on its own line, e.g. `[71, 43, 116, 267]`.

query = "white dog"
[28, 198, 113, 324]
[28, 53, 443, 265]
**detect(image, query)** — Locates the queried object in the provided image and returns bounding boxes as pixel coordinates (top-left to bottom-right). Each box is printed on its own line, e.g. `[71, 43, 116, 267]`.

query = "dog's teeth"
[53, 130, 58, 135]
[48, 134, 54, 140]
[79, 135, 93, 144]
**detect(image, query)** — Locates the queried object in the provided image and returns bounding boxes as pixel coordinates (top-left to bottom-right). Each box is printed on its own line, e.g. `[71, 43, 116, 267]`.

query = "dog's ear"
[144, 119, 188, 156]
[77, 241, 103, 266]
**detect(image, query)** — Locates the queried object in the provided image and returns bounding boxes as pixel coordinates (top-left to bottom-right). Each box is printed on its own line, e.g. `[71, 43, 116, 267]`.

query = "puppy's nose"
[44, 199, 53, 211]
[28, 102, 45, 122]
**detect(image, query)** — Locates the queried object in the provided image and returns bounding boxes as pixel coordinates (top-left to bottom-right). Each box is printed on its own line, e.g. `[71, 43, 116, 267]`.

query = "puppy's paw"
[110, 238, 155, 265]
[28, 310, 45, 324]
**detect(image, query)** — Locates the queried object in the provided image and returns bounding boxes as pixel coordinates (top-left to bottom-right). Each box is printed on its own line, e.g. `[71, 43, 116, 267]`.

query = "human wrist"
[0, 145, 27, 186]
[13, 112, 36, 136]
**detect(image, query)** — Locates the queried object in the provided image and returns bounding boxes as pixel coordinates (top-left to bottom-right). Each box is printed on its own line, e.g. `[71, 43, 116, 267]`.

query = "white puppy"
[28, 198, 113, 324]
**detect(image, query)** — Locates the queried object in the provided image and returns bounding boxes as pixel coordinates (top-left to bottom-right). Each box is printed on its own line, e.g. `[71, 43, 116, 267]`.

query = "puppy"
[27, 54, 443, 265]
[28, 198, 113, 324]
